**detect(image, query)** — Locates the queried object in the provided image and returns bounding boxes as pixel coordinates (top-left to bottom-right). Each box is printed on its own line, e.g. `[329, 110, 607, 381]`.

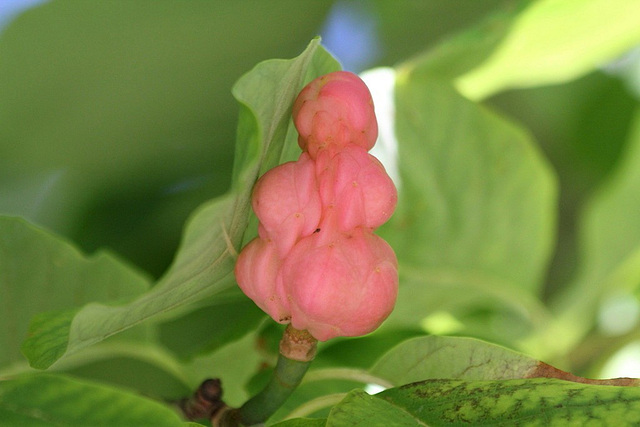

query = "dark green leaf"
[158, 288, 265, 360]
[55, 342, 192, 400]
[0, 216, 149, 369]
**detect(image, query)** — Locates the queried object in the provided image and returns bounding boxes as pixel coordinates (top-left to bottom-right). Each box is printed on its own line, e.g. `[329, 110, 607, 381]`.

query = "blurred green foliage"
[3, 0, 640, 425]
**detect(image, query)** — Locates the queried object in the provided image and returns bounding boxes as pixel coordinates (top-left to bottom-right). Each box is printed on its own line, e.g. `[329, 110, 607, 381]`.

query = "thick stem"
[215, 325, 317, 426]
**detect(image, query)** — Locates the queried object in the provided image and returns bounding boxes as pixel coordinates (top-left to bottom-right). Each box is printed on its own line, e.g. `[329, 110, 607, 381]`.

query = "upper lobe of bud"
[293, 71, 378, 158]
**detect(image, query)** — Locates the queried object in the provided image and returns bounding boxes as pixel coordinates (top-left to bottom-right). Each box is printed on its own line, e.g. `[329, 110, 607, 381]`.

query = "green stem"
[238, 352, 312, 425]
[215, 325, 317, 426]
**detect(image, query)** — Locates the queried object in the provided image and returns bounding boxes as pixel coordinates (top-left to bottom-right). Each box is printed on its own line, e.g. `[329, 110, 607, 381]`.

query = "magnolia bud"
[235, 70, 398, 342]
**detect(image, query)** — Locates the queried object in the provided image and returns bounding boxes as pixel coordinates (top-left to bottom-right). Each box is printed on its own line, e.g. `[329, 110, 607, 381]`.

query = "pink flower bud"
[235, 70, 398, 342]
[281, 228, 398, 341]
[316, 145, 397, 231]
[293, 71, 378, 158]
[234, 237, 291, 323]
[251, 152, 322, 257]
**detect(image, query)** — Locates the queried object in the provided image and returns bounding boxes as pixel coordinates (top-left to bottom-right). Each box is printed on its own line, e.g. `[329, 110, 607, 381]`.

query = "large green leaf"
[382, 75, 556, 343]
[21, 39, 341, 369]
[0, 373, 194, 426]
[0, 216, 150, 369]
[328, 378, 640, 425]
[456, 0, 640, 99]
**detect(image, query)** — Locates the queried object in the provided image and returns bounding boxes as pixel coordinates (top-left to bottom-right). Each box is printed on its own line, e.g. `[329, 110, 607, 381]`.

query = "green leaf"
[326, 389, 426, 427]
[370, 336, 540, 387]
[21, 39, 340, 369]
[456, 0, 640, 99]
[0, 373, 192, 426]
[158, 287, 265, 360]
[383, 75, 555, 342]
[52, 341, 193, 400]
[0, 216, 150, 369]
[271, 418, 327, 427]
[373, 378, 640, 425]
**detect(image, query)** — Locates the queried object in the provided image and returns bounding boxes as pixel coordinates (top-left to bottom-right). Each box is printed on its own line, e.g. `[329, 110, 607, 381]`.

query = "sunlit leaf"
[456, 0, 640, 99]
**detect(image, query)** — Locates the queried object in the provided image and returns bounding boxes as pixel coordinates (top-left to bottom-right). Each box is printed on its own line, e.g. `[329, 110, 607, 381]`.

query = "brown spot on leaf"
[527, 362, 640, 386]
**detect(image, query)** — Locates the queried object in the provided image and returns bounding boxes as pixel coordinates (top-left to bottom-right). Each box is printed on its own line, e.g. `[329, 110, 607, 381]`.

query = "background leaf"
[398, 2, 524, 81]
[539, 110, 640, 360]
[0, 0, 334, 277]
[381, 75, 555, 347]
[0, 373, 193, 426]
